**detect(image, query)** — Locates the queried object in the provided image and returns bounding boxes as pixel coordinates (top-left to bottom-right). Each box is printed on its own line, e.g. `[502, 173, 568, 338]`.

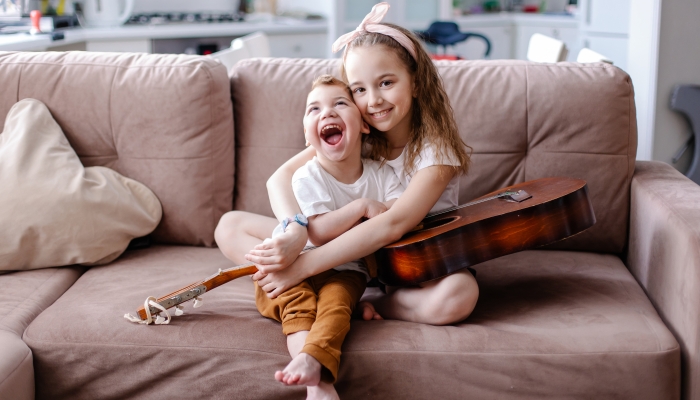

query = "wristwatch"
[281, 214, 308, 232]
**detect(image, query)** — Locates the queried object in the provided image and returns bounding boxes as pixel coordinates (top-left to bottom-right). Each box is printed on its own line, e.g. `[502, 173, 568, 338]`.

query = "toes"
[274, 371, 285, 383]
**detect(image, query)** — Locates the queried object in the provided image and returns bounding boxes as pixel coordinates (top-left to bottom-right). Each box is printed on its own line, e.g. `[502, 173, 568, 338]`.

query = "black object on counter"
[416, 21, 492, 58]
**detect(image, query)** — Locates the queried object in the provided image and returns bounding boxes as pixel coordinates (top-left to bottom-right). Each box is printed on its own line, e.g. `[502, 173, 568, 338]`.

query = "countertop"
[0, 19, 328, 52]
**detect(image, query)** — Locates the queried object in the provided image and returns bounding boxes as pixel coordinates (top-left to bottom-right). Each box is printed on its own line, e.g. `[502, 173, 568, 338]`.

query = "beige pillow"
[0, 99, 162, 270]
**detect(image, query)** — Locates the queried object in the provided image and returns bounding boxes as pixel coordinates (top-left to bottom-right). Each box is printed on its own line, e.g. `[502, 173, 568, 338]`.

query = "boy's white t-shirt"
[272, 157, 404, 278]
[383, 143, 461, 214]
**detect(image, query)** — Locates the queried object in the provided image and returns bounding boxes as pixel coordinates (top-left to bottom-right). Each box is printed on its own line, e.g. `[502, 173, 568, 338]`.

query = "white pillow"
[0, 99, 162, 270]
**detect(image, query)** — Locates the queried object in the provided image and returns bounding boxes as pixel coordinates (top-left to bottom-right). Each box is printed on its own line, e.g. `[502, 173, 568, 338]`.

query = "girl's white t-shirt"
[383, 143, 461, 214]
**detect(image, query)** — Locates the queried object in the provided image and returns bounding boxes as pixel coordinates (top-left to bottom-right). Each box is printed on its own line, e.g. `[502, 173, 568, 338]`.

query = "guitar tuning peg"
[175, 305, 184, 316]
[193, 297, 203, 308]
[155, 315, 166, 324]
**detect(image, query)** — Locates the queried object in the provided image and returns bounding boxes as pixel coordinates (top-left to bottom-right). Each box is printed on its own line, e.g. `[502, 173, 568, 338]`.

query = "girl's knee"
[214, 211, 246, 241]
[423, 272, 479, 325]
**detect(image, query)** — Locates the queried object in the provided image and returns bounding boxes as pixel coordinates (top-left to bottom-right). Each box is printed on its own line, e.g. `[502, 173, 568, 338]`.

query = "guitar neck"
[135, 263, 259, 320]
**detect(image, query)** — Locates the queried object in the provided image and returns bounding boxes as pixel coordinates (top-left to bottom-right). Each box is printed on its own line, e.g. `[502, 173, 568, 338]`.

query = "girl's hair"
[340, 22, 471, 176]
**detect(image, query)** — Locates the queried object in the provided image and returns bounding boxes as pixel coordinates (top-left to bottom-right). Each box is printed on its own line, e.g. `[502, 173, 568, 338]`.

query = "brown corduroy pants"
[255, 269, 366, 383]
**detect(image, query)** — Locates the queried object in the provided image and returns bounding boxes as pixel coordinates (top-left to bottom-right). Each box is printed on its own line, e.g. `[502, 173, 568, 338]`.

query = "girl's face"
[344, 45, 415, 142]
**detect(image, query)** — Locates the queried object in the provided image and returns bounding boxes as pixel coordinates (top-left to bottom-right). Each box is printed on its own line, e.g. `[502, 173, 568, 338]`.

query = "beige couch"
[0, 51, 698, 399]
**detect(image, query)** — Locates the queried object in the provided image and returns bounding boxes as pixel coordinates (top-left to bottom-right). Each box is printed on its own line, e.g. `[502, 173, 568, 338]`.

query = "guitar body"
[375, 177, 596, 287]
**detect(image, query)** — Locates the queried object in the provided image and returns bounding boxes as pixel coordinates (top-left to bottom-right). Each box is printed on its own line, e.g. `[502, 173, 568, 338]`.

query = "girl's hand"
[363, 198, 389, 219]
[253, 263, 307, 298]
[245, 223, 308, 274]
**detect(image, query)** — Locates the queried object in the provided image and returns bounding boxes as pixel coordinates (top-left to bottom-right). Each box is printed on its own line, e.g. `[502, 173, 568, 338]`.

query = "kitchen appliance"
[79, 0, 134, 27]
[126, 12, 244, 25]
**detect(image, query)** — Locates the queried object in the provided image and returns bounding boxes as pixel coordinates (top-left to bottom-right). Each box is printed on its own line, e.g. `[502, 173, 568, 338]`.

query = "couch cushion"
[0, 267, 82, 400]
[24, 247, 678, 399]
[0, 267, 83, 336]
[0, 330, 33, 400]
[0, 51, 234, 247]
[230, 59, 636, 254]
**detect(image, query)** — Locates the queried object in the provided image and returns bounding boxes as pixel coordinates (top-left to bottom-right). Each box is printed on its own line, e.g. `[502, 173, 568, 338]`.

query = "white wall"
[653, 0, 700, 171]
[628, 0, 700, 171]
[277, 0, 332, 17]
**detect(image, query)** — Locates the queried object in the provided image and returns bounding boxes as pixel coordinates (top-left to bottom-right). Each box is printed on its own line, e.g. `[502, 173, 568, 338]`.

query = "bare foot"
[307, 382, 340, 400]
[358, 301, 383, 321]
[274, 353, 321, 386]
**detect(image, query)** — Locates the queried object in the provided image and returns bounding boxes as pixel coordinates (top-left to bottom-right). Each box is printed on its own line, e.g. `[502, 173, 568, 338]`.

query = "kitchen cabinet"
[578, 0, 629, 69]
[267, 32, 327, 58]
[454, 14, 577, 60]
[86, 39, 152, 53]
[453, 24, 513, 60]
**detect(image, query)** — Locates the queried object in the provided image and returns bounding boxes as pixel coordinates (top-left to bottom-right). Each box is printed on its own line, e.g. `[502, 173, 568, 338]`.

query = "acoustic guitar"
[372, 176, 595, 286]
[127, 177, 595, 322]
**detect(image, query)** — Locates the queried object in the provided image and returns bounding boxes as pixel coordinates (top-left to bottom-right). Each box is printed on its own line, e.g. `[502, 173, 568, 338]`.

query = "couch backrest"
[230, 58, 636, 254]
[0, 51, 234, 247]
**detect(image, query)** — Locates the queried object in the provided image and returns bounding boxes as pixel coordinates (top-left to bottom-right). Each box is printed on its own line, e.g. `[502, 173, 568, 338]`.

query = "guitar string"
[426, 191, 517, 218]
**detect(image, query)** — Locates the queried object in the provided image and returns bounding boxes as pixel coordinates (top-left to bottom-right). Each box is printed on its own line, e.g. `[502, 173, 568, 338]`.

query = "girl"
[216, 2, 478, 327]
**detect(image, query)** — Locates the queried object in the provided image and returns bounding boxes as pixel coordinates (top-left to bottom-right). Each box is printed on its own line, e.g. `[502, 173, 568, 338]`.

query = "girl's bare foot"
[275, 353, 321, 386]
[358, 301, 383, 321]
[307, 382, 340, 400]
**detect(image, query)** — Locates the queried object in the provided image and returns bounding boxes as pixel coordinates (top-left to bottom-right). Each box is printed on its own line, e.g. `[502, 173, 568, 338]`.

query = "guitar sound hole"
[422, 216, 459, 230]
[402, 216, 460, 239]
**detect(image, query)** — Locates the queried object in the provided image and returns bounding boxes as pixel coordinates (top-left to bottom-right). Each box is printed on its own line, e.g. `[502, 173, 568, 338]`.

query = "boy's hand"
[363, 198, 389, 219]
[246, 223, 307, 274]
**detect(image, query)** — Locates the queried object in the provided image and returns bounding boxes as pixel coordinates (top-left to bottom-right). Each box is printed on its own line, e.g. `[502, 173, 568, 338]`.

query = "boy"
[256, 75, 403, 399]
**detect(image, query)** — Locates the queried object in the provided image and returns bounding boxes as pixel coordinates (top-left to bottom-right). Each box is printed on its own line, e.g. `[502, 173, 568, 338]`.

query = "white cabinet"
[267, 33, 327, 58]
[579, 0, 630, 35]
[453, 24, 514, 60]
[86, 39, 152, 53]
[578, 0, 630, 69]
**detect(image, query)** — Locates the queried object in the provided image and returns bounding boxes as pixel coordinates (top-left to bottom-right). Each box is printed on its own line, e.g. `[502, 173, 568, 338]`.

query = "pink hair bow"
[331, 2, 417, 60]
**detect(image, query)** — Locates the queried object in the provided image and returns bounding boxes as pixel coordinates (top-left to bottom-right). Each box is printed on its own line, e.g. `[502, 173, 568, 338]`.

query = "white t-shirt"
[272, 157, 404, 278]
[383, 143, 461, 214]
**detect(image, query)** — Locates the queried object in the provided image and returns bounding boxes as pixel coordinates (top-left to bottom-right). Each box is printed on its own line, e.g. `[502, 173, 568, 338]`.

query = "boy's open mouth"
[321, 124, 343, 146]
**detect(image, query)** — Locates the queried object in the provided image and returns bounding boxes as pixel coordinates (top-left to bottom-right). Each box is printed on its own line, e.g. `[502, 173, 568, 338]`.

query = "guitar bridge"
[503, 190, 532, 203]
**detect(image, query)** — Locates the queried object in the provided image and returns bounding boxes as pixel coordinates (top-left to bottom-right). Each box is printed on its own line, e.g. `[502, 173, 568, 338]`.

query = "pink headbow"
[331, 2, 417, 60]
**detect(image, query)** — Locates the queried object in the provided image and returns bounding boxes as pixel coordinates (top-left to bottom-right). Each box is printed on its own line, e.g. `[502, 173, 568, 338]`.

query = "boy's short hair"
[310, 75, 353, 98]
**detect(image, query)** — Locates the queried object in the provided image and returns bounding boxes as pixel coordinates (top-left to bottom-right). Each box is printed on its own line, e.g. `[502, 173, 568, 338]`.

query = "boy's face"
[303, 84, 370, 163]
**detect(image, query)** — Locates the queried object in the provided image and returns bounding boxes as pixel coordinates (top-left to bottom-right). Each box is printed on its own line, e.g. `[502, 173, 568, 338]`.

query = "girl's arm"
[249, 146, 316, 271]
[252, 165, 456, 297]
[307, 198, 388, 246]
[267, 146, 316, 219]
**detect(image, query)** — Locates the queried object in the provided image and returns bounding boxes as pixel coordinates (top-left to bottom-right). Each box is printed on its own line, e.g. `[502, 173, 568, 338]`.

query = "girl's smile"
[344, 45, 415, 143]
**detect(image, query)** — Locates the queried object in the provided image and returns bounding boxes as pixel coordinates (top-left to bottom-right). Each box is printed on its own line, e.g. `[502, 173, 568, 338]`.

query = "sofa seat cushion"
[0, 267, 84, 337]
[23, 247, 679, 399]
[0, 267, 83, 400]
[0, 330, 33, 400]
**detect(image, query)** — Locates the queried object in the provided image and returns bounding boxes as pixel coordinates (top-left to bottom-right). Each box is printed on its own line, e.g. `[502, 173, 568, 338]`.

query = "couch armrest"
[627, 160, 700, 398]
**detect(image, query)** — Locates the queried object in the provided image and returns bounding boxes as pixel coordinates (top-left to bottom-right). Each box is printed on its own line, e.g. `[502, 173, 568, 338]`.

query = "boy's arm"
[307, 198, 387, 246]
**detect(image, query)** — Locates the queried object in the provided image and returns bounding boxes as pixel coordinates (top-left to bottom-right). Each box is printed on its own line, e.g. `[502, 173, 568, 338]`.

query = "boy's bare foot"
[307, 382, 340, 400]
[358, 301, 383, 321]
[275, 353, 321, 386]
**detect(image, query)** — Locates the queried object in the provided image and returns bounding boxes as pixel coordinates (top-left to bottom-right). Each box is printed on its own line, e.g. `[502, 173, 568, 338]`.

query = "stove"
[126, 12, 245, 25]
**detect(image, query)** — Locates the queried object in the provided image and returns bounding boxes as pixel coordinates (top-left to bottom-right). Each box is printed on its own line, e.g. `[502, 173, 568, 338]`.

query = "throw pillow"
[0, 99, 162, 270]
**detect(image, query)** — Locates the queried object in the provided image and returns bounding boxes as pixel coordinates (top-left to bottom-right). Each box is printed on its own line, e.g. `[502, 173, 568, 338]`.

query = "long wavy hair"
[339, 22, 471, 176]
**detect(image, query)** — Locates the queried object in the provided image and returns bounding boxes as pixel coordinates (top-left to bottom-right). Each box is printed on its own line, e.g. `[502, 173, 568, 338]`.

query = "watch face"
[296, 214, 308, 225]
